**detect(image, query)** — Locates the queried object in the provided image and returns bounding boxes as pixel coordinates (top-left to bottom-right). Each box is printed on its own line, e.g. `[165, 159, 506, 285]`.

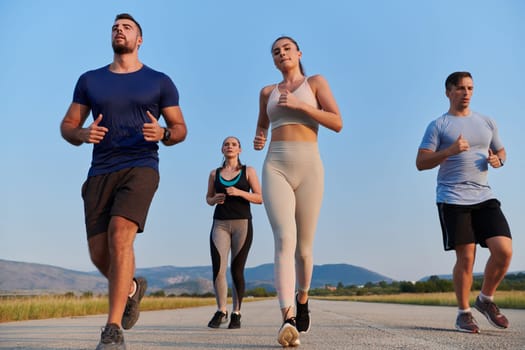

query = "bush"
[150, 290, 166, 297]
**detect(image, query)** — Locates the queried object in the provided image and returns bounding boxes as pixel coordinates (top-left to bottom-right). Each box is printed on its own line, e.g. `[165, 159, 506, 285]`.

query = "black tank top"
[213, 165, 252, 220]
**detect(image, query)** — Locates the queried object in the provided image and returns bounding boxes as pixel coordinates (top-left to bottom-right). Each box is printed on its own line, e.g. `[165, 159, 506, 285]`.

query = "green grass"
[314, 290, 525, 309]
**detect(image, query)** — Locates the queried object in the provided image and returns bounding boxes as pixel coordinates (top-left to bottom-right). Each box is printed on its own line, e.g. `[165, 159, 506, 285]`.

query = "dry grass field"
[2, 292, 523, 323]
[315, 290, 525, 309]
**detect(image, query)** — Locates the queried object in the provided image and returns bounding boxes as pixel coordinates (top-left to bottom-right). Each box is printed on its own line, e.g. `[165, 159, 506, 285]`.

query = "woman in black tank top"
[205, 136, 262, 329]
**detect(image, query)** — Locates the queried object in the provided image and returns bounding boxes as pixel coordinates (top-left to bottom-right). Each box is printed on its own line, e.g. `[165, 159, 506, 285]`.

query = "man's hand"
[449, 134, 470, 155]
[488, 149, 503, 168]
[142, 110, 163, 141]
[80, 114, 108, 144]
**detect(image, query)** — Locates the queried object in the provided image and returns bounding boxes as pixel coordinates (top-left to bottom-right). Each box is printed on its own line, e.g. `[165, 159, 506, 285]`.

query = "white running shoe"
[278, 318, 300, 347]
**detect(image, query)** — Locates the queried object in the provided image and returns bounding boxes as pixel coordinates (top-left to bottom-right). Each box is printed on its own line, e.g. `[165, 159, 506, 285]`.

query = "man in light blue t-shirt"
[416, 72, 512, 334]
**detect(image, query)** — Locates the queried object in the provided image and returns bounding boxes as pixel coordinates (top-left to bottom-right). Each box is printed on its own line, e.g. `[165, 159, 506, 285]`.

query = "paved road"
[1, 299, 524, 349]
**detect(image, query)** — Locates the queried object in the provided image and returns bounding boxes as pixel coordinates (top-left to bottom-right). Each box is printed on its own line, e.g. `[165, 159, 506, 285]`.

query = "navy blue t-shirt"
[73, 64, 179, 177]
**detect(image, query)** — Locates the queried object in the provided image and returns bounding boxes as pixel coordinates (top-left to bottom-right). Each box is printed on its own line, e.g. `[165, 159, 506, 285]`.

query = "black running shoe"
[122, 277, 147, 330]
[295, 294, 311, 333]
[277, 318, 300, 347]
[208, 310, 228, 328]
[95, 323, 126, 350]
[228, 312, 241, 329]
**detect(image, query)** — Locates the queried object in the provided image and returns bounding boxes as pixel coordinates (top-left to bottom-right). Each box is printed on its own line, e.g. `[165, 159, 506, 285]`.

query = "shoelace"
[101, 325, 120, 343]
[123, 293, 138, 314]
[487, 301, 501, 314]
[213, 311, 226, 322]
[460, 313, 477, 325]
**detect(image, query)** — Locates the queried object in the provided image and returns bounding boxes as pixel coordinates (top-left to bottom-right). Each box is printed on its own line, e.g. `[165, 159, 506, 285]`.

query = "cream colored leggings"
[262, 141, 324, 309]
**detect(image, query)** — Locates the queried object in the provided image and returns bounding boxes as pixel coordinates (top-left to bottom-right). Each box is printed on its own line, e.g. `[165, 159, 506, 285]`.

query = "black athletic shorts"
[437, 199, 511, 251]
[81, 167, 160, 238]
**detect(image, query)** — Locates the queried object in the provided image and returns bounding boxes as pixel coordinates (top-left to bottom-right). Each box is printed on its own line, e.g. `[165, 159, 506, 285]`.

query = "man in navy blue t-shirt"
[60, 13, 187, 349]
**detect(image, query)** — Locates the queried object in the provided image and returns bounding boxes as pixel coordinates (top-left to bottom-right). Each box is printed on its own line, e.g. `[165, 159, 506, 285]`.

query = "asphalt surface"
[1, 299, 524, 349]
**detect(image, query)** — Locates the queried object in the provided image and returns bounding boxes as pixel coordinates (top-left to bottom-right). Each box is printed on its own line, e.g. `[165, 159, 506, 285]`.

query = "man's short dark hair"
[115, 13, 142, 37]
[445, 71, 472, 90]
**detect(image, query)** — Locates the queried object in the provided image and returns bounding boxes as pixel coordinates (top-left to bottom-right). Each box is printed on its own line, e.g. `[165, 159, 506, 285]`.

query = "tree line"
[309, 272, 525, 296]
[145, 272, 525, 298]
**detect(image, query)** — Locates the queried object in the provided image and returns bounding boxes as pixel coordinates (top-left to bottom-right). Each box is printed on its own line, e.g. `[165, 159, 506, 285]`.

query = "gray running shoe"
[228, 312, 241, 329]
[295, 294, 310, 333]
[122, 277, 147, 330]
[95, 323, 126, 350]
[208, 311, 228, 328]
[455, 312, 480, 333]
[474, 296, 509, 329]
[277, 318, 300, 347]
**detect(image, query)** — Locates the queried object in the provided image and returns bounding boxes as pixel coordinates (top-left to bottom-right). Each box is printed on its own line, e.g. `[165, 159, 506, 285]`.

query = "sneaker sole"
[208, 313, 228, 328]
[455, 324, 480, 333]
[297, 326, 310, 333]
[474, 305, 508, 329]
[95, 341, 127, 350]
[208, 320, 227, 328]
[278, 324, 300, 347]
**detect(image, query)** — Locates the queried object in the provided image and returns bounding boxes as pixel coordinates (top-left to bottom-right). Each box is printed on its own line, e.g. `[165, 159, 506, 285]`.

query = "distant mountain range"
[0, 259, 392, 295]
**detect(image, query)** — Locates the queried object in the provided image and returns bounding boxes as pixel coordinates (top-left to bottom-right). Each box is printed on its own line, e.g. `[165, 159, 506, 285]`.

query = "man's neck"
[447, 107, 471, 117]
[110, 53, 143, 73]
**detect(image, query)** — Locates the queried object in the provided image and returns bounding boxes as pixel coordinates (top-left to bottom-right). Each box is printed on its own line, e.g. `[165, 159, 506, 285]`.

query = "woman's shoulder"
[209, 168, 220, 178]
[260, 83, 277, 96]
[244, 165, 258, 175]
[307, 74, 327, 85]
[306, 74, 330, 95]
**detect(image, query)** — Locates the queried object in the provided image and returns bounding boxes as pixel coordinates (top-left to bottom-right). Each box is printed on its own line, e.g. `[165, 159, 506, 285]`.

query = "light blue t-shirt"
[419, 111, 504, 205]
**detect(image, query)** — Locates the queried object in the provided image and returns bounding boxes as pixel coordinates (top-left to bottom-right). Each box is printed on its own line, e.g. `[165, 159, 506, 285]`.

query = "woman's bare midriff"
[270, 124, 318, 142]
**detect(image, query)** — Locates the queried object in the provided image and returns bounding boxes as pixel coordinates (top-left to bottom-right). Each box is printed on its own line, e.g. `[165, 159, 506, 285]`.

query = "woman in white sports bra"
[253, 36, 342, 347]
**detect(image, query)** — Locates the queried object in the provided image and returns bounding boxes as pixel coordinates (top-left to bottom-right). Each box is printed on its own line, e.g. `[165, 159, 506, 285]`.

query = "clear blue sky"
[1, 0, 523, 282]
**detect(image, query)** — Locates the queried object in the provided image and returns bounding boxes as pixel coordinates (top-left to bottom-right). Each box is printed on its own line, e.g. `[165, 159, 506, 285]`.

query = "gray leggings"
[210, 219, 253, 312]
[262, 141, 324, 309]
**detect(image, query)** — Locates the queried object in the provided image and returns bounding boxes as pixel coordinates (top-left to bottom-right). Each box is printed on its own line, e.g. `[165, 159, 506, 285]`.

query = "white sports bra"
[266, 78, 320, 131]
